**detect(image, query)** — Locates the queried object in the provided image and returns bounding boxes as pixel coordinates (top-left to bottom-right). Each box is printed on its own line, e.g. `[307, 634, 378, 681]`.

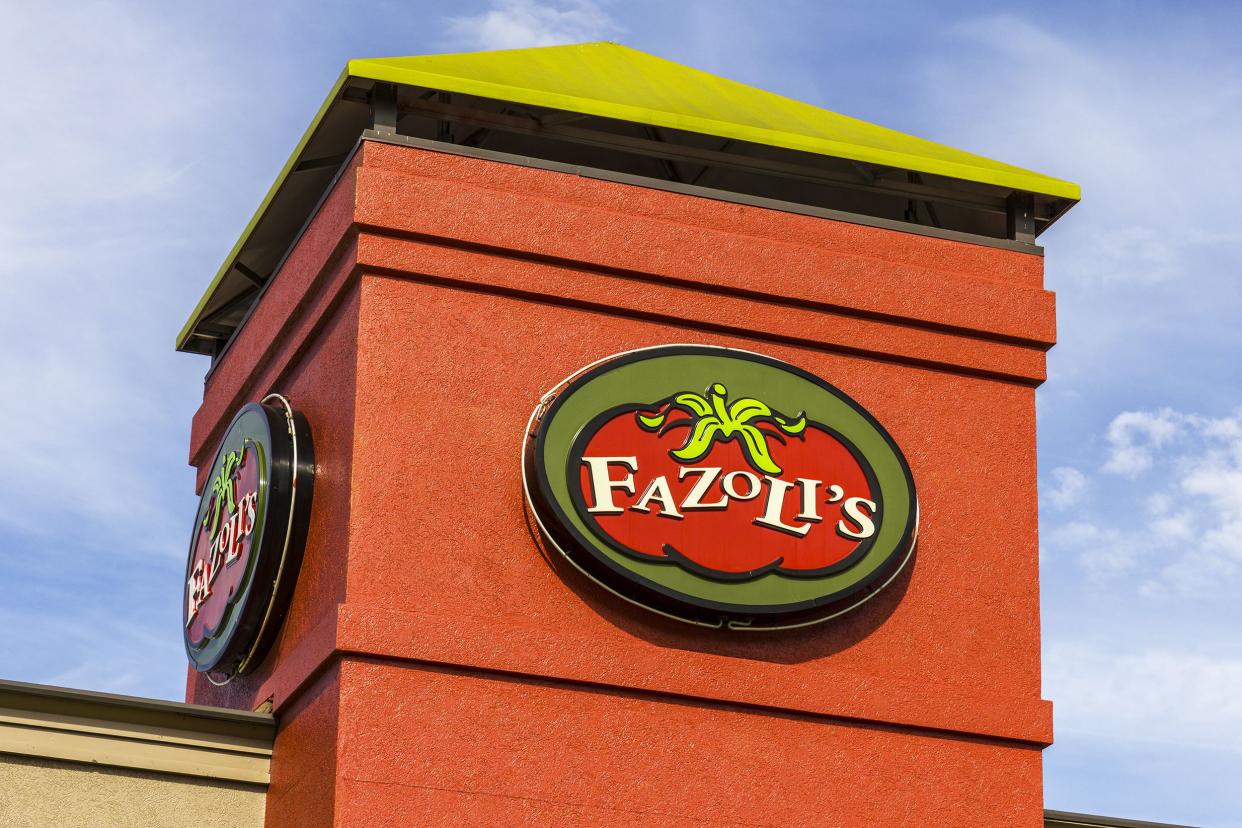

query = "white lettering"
[632, 476, 684, 519]
[210, 523, 227, 585]
[584, 458, 881, 545]
[837, 497, 878, 540]
[795, 478, 822, 522]
[754, 477, 812, 537]
[186, 562, 205, 626]
[722, 470, 761, 501]
[582, 456, 638, 514]
[677, 466, 728, 510]
[227, 493, 254, 565]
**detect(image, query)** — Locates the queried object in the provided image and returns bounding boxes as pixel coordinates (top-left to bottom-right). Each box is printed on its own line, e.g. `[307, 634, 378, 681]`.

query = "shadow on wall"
[521, 496, 914, 666]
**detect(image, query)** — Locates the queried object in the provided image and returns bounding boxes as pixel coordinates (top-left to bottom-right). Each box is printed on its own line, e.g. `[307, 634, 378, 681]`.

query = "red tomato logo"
[571, 383, 880, 580]
[185, 444, 260, 646]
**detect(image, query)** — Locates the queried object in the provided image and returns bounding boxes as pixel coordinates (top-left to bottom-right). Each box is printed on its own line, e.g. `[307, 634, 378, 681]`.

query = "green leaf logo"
[636, 382, 807, 474]
[202, 447, 245, 540]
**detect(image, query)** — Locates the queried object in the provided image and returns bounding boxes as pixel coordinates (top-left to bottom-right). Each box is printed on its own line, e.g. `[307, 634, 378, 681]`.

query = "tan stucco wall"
[0, 753, 266, 828]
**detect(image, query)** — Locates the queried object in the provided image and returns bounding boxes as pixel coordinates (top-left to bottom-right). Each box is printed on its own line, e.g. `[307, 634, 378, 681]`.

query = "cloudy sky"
[2, 1, 1239, 824]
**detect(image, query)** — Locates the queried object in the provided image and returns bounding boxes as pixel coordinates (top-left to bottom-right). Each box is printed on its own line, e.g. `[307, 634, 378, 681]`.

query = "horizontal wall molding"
[0, 679, 274, 785]
[256, 604, 1053, 749]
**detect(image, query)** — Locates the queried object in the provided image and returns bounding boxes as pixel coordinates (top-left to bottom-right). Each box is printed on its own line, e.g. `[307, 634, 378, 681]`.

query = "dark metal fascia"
[363, 130, 1044, 255]
[199, 130, 1045, 378]
[1044, 808, 1198, 828]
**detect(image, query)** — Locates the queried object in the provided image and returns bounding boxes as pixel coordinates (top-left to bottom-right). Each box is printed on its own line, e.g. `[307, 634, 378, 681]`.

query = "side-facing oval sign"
[523, 345, 918, 629]
[183, 395, 314, 680]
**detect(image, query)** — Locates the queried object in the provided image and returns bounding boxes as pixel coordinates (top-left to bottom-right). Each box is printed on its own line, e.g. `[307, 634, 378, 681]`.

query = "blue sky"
[2, 1, 1239, 824]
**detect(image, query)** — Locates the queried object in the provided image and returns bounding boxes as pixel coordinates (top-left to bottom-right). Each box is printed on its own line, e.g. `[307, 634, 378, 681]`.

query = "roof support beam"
[459, 127, 492, 148]
[690, 139, 731, 186]
[201, 285, 260, 326]
[294, 153, 351, 173]
[194, 321, 234, 338]
[538, 111, 590, 127]
[369, 83, 398, 135]
[909, 172, 942, 229]
[396, 93, 1009, 216]
[436, 92, 453, 143]
[1007, 191, 1036, 244]
[234, 261, 268, 288]
[643, 126, 683, 183]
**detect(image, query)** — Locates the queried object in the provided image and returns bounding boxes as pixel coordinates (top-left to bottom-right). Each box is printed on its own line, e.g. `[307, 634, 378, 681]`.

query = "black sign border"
[524, 345, 918, 629]
[183, 397, 315, 678]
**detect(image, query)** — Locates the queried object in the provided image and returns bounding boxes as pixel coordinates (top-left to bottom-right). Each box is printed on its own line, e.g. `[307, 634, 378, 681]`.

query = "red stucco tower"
[180, 43, 1078, 826]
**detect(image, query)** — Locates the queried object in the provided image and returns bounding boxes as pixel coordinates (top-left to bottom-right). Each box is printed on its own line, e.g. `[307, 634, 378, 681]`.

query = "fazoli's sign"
[183, 395, 314, 681]
[524, 346, 918, 629]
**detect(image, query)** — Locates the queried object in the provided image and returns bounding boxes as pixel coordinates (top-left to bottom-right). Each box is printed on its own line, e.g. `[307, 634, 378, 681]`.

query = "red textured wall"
[187, 140, 1054, 826]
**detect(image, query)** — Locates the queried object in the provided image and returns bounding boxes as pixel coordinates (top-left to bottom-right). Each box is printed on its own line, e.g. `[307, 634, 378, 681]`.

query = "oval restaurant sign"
[183, 395, 314, 679]
[524, 345, 918, 629]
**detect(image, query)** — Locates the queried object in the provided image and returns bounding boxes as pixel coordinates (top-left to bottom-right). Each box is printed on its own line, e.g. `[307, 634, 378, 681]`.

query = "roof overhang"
[178, 43, 1079, 358]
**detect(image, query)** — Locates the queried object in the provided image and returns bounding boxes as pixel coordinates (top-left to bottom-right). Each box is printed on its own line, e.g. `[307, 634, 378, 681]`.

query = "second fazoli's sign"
[183, 396, 314, 681]
[524, 345, 918, 629]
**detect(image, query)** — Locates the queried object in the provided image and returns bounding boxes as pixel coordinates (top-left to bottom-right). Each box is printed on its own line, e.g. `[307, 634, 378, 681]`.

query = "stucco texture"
[185, 141, 1054, 826]
[0, 754, 266, 828]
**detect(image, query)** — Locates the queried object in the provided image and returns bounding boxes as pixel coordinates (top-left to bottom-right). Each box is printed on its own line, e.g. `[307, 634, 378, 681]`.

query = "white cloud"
[1048, 520, 1136, 578]
[1103, 409, 1186, 476]
[444, 0, 622, 51]
[1043, 466, 1089, 510]
[1045, 407, 1242, 593]
[1046, 640, 1242, 753]
[1151, 425, 1242, 594]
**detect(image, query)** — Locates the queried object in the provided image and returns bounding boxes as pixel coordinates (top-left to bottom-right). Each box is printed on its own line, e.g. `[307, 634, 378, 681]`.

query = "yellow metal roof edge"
[176, 69, 351, 350]
[346, 57, 1081, 202]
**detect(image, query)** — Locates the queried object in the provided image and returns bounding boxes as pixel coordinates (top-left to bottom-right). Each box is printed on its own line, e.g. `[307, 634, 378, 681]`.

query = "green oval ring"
[524, 344, 919, 629]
